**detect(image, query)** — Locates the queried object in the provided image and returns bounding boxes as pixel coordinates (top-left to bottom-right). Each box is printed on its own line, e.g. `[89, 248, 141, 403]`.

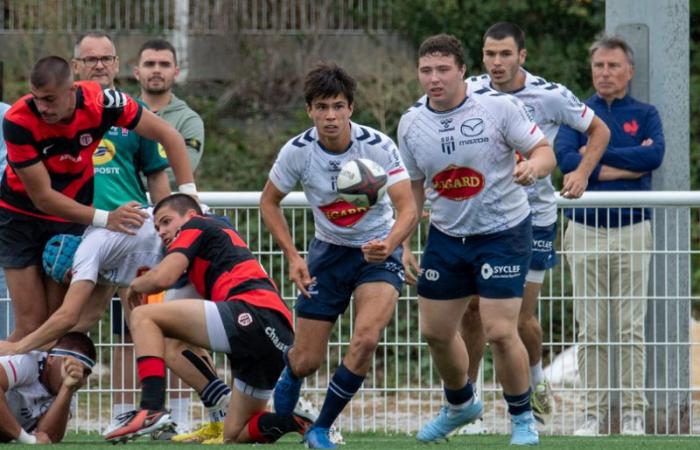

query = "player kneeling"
[103, 194, 312, 443]
[0, 332, 95, 444]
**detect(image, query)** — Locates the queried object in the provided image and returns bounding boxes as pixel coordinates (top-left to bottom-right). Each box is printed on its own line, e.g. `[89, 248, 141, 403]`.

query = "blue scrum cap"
[42, 234, 82, 283]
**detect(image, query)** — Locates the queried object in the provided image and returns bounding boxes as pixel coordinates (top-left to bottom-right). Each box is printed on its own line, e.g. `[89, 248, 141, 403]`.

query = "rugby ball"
[337, 158, 388, 208]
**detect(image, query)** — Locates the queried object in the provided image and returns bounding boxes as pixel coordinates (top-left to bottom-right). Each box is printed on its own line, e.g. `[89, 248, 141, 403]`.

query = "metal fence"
[0, 0, 392, 33]
[0, 191, 698, 436]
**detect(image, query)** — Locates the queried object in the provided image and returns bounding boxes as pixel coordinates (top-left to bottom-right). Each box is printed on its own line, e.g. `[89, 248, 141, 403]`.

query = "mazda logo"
[460, 118, 485, 137]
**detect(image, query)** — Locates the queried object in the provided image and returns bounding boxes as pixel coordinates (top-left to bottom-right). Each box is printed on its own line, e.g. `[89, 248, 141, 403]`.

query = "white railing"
[1, 191, 697, 436]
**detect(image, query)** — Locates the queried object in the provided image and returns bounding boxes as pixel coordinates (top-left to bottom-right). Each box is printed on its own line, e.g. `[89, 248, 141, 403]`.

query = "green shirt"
[92, 117, 169, 210]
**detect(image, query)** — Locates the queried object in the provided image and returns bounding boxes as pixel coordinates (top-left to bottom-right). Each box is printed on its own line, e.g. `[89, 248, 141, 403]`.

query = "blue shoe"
[510, 410, 539, 445]
[304, 426, 336, 449]
[273, 366, 302, 415]
[416, 395, 483, 442]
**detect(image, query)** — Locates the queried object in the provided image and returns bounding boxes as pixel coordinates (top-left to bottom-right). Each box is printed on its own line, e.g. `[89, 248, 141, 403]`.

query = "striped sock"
[315, 363, 364, 429]
[504, 389, 532, 416]
[200, 378, 231, 408]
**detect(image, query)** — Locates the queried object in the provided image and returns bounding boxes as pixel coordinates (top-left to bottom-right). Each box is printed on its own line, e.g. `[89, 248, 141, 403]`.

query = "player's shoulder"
[0, 351, 45, 381]
[523, 72, 572, 99]
[352, 123, 395, 150]
[281, 127, 316, 152]
[467, 73, 491, 89]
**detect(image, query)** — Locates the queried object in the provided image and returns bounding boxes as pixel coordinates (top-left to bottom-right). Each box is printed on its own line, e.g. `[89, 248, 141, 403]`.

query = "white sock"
[207, 392, 230, 422]
[169, 398, 191, 432]
[447, 396, 475, 412]
[112, 403, 135, 418]
[530, 361, 544, 388]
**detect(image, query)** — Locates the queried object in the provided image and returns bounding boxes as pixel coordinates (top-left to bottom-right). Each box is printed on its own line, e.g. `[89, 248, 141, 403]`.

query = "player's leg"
[5, 266, 50, 340]
[70, 283, 115, 332]
[112, 288, 136, 418]
[461, 296, 486, 382]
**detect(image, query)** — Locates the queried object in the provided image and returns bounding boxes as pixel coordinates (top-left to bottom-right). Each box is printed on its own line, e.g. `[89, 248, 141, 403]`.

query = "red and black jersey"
[167, 216, 293, 327]
[0, 81, 142, 221]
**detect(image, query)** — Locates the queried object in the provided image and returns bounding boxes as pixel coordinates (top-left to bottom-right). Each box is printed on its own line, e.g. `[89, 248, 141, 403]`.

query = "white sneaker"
[574, 415, 600, 436]
[621, 414, 645, 436]
[293, 396, 345, 445]
[457, 417, 488, 435]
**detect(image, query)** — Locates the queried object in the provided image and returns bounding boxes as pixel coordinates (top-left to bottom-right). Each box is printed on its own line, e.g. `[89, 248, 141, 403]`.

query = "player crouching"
[103, 193, 312, 443]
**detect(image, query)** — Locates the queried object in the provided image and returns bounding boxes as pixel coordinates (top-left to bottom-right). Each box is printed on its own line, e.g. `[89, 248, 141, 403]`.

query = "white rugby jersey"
[0, 352, 56, 431]
[469, 70, 594, 226]
[398, 84, 545, 237]
[269, 122, 409, 247]
[71, 214, 163, 287]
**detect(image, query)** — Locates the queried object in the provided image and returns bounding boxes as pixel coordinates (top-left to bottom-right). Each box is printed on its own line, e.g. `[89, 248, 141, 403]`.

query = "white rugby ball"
[336, 158, 388, 208]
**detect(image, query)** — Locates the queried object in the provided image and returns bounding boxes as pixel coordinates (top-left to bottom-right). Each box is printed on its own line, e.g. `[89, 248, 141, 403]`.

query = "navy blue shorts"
[417, 217, 532, 300]
[530, 222, 558, 271]
[295, 239, 404, 322]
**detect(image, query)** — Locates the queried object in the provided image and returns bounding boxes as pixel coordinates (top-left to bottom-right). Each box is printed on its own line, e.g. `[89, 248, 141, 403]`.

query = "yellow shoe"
[171, 422, 223, 443]
[202, 433, 224, 444]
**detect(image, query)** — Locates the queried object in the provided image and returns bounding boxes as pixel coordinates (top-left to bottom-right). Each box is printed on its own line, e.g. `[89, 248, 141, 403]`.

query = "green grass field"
[15, 432, 699, 449]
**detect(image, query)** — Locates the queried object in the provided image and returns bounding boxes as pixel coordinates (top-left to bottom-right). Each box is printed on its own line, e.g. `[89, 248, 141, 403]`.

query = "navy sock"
[445, 380, 474, 406]
[199, 378, 231, 408]
[315, 363, 364, 429]
[504, 389, 532, 416]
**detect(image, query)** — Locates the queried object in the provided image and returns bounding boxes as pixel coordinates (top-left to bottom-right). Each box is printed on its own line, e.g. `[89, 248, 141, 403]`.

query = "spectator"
[556, 34, 665, 436]
[134, 39, 205, 187]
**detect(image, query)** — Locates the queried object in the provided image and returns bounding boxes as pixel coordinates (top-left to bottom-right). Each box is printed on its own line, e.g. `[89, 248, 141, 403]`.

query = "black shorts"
[0, 207, 86, 269]
[215, 301, 294, 391]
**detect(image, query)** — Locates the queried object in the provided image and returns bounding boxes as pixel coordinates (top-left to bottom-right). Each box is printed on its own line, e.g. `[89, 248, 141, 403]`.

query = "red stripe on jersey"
[169, 228, 204, 251]
[187, 257, 211, 298]
[581, 105, 588, 117]
[228, 290, 293, 327]
[8, 360, 17, 383]
[388, 167, 405, 176]
[529, 124, 539, 135]
[223, 228, 247, 248]
[211, 259, 270, 300]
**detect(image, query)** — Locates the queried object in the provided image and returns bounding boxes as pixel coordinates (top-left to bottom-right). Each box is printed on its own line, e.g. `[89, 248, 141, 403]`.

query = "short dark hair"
[74, 31, 116, 58]
[483, 22, 526, 51]
[154, 193, 203, 217]
[30, 56, 72, 89]
[589, 34, 634, 66]
[55, 332, 96, 364]
[417, 34, 466, 68]
[303, 62, 356, 106]
[137, 39, 177, 65]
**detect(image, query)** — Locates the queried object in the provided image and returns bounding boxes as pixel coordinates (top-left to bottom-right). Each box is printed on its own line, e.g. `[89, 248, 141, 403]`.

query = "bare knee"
[483, 321, 517, 349]
[348, 328, 380, 363]
[290, 351, 324, 378]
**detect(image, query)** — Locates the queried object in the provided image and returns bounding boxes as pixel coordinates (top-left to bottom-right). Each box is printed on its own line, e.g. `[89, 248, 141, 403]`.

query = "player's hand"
[126, 286, 145, 310]
[402, 246, 420, 286]
[513, 160, 537, 186]
[288, 256, 316, 298]
[578, 145, 587, 155]
[361, 239, 392, 263]
[0, 340, 19, 356]
[561, 169, 589, 199]
[107, 201, 149, 235]
[61, 356, 86, 391]
[33, 431, 51, 444]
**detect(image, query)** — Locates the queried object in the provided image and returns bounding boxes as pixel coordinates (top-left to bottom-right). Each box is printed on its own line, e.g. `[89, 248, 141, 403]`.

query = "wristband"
[178, 182, 198, 196]
[17, 429, 37, 444]
[92, 209, 109, 228]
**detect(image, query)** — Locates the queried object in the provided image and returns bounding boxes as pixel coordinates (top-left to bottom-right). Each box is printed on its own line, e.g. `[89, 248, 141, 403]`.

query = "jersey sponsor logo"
[533, 239, 553, 252]
[237, 312, 253, 327]
[101, 88, 129, 109]
[157, 143, 167, 159]
[460, 118, 485, 137]
[432, 165, 485, 200]
[424, 269, 440, 281]
[328, 160, 342, 172]
[623, 119, 639, 136]
[439, 117, 455, 132]
[59, 154, 82, 163]
[318, 199, 369, 227]
[265, 326, 289, 353]
[524, 104, 536, 120]
[79, 133, 93, 147]
[441, 136, 456, 154]
[481, 262, 521, 280]
[93, 139, 116, 165]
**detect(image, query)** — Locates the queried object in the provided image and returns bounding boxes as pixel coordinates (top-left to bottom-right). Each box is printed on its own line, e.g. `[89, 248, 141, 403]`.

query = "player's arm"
[260, 180, 314, 297]
[14, 163, 147, 234]
[132, 109, 195, 193]
[146, 169, 171, 205]
[402, 178, 426, 286]
[362, 180, 417, 263]
[513, 139, 556, 186]
[0, 281, 99, 355]
[181, 114, 205, 170]
[0, 363, 43, 443]
[128, 253, 189, 308]
[561, 115, 611, 198]
[34, 357, 86, 443]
